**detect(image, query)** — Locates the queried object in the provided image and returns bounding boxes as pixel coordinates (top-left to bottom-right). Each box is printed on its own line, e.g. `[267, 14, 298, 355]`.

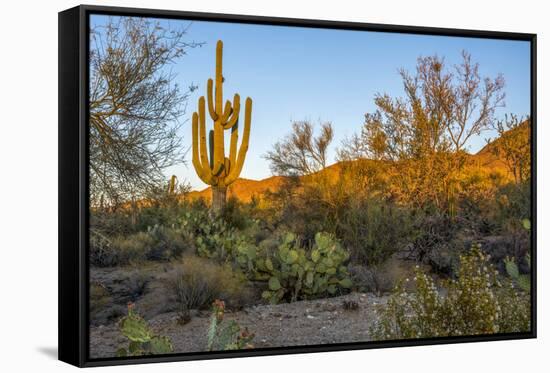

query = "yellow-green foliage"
[116, 304, 173, 357]
[372, 245, 530, 340]
[207, 300, 254, 351]
[191, 40, 252, 193]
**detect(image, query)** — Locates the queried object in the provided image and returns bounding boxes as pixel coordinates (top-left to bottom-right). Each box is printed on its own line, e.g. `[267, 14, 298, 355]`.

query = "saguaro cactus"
[191, 40, 252, 213]
[167, 175, 178, 195]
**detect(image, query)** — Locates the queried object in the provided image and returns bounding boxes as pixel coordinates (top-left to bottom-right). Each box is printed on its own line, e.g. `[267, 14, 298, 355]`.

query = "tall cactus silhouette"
[191, 40, 252, 213]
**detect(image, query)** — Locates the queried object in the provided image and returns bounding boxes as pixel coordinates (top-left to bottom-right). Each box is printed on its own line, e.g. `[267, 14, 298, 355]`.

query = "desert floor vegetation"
[88, 16, 532, 357]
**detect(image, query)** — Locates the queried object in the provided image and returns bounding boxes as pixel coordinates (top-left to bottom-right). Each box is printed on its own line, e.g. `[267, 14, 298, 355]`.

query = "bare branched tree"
[339, 51, 505, 161]
[490, 114, 531, 184]
[450, 51, 506, 151]
[338, 112, 387, 161]
[89, 17, 202, 208]
[264, 120, 334, 176]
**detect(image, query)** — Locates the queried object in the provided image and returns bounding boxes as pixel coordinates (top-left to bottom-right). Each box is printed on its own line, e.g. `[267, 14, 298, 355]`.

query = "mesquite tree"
[89, 17, 201, 209]
[337, 51, 505, 210]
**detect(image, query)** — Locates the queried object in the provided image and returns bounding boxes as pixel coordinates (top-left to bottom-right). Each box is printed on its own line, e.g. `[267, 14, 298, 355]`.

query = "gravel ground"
[89, 292, 388, 358]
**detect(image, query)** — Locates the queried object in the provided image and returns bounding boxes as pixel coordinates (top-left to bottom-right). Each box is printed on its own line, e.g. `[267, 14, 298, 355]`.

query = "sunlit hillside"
[186, 122, 529, 203]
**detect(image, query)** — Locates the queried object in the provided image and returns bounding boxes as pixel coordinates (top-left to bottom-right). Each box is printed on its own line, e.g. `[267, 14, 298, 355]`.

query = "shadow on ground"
[37, 346, 58, 360]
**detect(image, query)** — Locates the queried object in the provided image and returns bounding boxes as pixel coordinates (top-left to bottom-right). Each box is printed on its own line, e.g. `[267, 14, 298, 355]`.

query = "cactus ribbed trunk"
[190, 40, 252, 215]
[212, 186, 227, 214]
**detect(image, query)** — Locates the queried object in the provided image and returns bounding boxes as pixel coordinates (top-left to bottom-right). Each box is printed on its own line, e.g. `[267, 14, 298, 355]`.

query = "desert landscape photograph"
[87, 14, 532, 358]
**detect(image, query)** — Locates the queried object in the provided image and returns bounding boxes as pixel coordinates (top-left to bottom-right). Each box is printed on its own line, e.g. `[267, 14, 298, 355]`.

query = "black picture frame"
[59, 4, 537, 367]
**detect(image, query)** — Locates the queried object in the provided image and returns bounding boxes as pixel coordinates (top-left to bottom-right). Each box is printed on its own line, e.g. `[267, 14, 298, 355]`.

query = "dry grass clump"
[164, 255, 253, 323]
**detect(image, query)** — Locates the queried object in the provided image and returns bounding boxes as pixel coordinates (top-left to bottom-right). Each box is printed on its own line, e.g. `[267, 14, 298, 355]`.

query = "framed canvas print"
[58, 5, 536, 367]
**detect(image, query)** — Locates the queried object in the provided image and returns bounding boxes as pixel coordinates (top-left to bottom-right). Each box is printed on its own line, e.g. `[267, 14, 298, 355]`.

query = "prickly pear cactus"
[260, 232, 352, 304]
[207, 300, 254, 351]
[116, 304, 173, 357]
[504, 256, 531, 292]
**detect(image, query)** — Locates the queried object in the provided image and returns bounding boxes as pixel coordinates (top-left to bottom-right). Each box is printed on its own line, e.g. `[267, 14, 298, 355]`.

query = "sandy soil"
[89, 292, 388, 358]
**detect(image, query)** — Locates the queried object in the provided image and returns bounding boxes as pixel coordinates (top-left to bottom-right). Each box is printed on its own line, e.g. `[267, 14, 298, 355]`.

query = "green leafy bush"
[116, 304, 173, 356]
[372, 245, 530, 340]
[258, 232, 352, 303]
[207, 300, 254, 351]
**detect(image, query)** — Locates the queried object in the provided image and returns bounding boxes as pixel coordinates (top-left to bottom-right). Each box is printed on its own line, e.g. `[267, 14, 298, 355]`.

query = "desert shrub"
[164, 256, 253, 322]
[220, 197, 256, 231]
[116, 304, 173, 357]
[408, 211, 466, 276]
[90, 230, 117, 267]
[180, 208, 254, 261]
[125, 270, 150, 302]
[337, 198, 414, 265]
[90, 210, 136, 236]
[145, 224, 191, 260]
[497, 282, 531, 333]
[109, 232, 155, 265]
[349, 265, 393, 295]
[372, 245, 531, 340]
[261, 173, 413, 266]
[132, 201, 186, 232]
[348, 259, 410, 295]
[494, 182, 531, 233]
[261, 177, 338, 242]
[90, 225, 192, 267]
[257, 232, 352, 304]
[90, 282, 112, 320]
[207, 300, 255, 351]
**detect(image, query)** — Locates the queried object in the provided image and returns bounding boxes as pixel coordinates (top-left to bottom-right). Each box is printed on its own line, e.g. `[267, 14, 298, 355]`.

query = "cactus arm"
[225, 97, 252, 185]
[198, 97, 210, 169]
[191, 112, 205, 179]
[192, 111, 212, 184]
[224, 157, 231, 178]
[212, 121, 225, 176]
[229, 119, 239, 168]
[206, 79, 217, 120]
[222, 100, 233, 123]
[208, 129, 215, 170]
[223, 94, 241, 129]
[197, 98, 213, 184]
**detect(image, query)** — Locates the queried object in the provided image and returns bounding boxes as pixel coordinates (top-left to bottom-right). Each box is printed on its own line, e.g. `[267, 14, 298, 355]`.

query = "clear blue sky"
[91, 15, 531, 191]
